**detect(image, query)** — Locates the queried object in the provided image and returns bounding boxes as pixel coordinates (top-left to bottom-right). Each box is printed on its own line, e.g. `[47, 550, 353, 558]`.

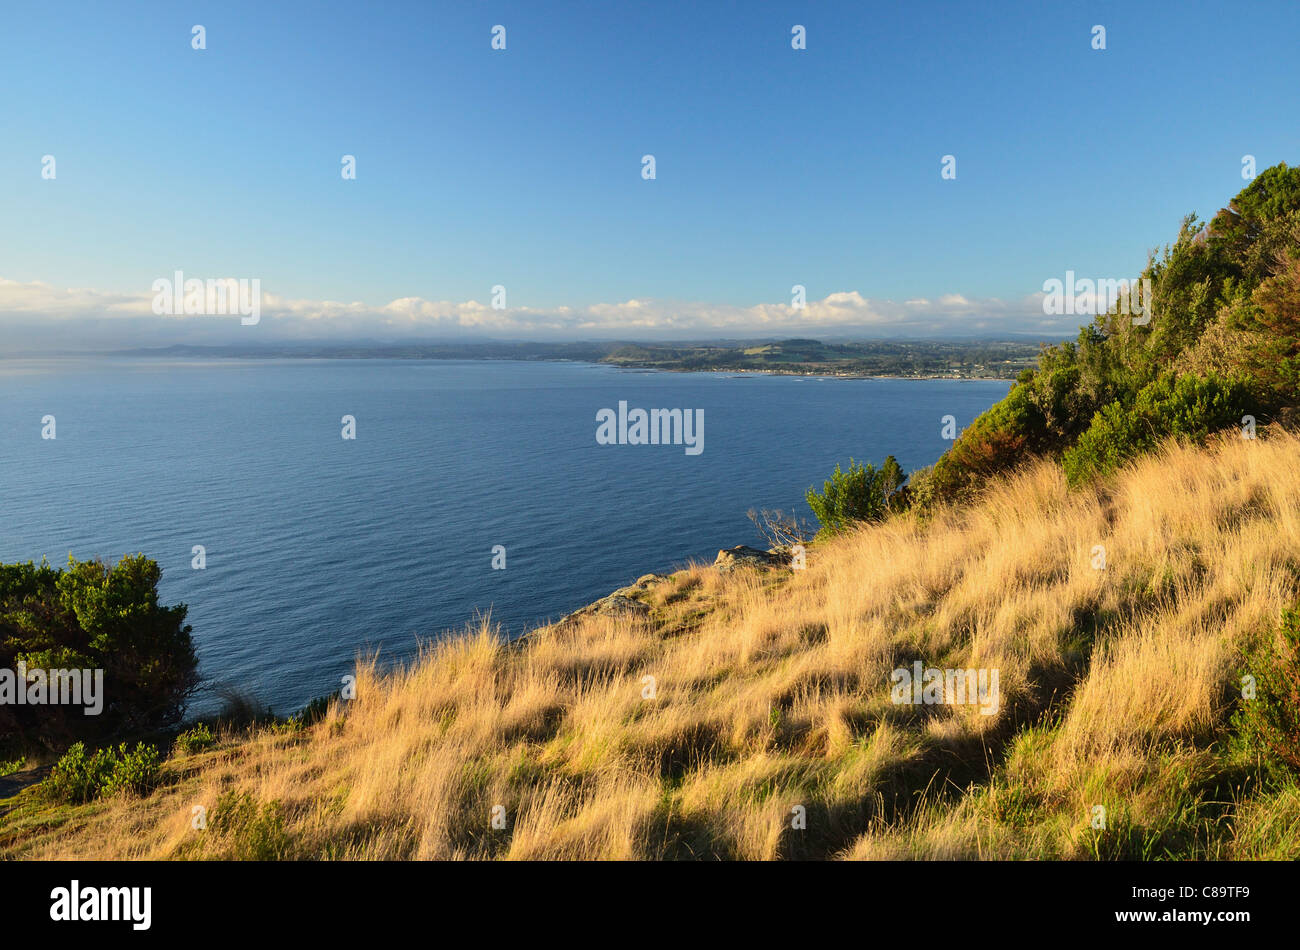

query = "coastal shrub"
[927, 378, 1039, 501]
[174, 723, 215, 755]
[1062, 373, 1254, 485]
[805, 456, 907, 535]
[0, 554, 199, 749]
[261, 693, 338, 736]
[1232, 605, 1300, 779]
[1241, 249, 1300, 393]
[99, 742, 162, 797]
[927, 163, 1300, 499]
[747, 508, 815, 549]
[902, 464, 939, 516]
[44, 741, 161, 803]
[44, 743, 114, 804]
[296, 693, 337, 727]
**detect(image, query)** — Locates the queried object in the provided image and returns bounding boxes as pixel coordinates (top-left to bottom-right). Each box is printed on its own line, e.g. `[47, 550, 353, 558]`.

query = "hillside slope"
[918, 163, 1300, 504]
[4, 426, 1299, 859]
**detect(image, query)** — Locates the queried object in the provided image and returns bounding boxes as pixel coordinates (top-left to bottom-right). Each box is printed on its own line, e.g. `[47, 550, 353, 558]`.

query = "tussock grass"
[4, 429, 1300, 859]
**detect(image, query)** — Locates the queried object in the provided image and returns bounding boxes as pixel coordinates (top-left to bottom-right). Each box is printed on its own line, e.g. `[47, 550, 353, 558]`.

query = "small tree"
[1, 554, 199, 748]
[805, 455, 907, 536]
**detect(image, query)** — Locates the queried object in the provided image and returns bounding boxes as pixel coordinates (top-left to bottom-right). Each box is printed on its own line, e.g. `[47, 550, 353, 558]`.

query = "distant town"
[117, 338, 1049, 380]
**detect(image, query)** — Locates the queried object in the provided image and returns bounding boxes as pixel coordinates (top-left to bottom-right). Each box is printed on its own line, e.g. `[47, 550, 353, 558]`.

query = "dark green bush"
[44, 743, 113, 804]
[44, 741, 161, 803]
[1062, 372, 1255, 485]
[296, 692, 338, 727]
[100, 742, 162, 796]
[927, 377, 1041, 502]
[921, 163, 1300, 502]
[1232, 605, 1300, 779]
[0, 554, 199, 749]
[805, 456, 907, 535]
[173, 723, 215, 755]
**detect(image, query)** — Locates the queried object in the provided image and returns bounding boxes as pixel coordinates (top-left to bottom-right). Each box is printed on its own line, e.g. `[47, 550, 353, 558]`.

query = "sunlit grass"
[4, 429, 1299, 860]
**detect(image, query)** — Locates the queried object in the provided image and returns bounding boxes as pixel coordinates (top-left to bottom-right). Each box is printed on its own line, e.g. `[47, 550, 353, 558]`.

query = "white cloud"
[0, 276, 1072, 352]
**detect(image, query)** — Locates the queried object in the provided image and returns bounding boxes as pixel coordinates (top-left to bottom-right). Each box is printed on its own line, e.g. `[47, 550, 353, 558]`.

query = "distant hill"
[599, 338, 1042, 378]
[112, 338, 1048, 380]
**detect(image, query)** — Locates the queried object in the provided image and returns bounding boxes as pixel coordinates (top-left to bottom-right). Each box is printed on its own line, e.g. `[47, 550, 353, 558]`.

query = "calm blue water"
[0, 358, 1009, 714]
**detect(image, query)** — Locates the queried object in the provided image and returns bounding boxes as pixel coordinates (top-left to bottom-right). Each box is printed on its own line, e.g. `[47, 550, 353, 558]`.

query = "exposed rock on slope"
[557, 573, 665, 624]
[713, 545, 792, 572]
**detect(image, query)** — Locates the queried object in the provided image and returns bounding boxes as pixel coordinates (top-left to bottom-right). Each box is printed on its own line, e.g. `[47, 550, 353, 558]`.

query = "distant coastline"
[80, 337, 1049, 381]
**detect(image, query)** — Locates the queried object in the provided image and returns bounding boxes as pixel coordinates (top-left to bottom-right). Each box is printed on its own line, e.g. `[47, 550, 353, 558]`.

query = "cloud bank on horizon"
[0, 277, 1073, 351]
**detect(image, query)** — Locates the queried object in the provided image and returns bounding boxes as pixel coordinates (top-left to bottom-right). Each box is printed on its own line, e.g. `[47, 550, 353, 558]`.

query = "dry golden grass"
[5, 428, 1300, 860]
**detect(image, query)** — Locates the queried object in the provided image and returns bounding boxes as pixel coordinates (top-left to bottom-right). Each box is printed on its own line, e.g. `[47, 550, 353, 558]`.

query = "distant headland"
[106, 337, 1048, 380]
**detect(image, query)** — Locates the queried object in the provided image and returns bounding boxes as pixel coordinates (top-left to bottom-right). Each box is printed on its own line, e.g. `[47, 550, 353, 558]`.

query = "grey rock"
[714, 545, 789, 572]
[558, 591, 653, 626]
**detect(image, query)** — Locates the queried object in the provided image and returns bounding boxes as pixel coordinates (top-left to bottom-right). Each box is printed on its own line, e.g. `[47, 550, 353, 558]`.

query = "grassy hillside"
[4, 425, 1299, 859]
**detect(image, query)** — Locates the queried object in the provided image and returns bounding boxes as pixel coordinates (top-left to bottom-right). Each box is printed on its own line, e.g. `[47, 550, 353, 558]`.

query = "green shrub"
[100, 742, 162, 797]
[274, 692, 338, 733]
[1062, 372, 1254, 485]
[299, 694, 334, 726]
[0, 554, 199, 749]
[805, 456, 907, 536]
[927, 377, 1041, 502]
[174, 723, 215, 755]
[922, 164, 1300, 498]
[44, 741, 162, 803]
[44, 743, 113, 804]
[904, 464, 940, 517]
[1232, 605, 1300, 779]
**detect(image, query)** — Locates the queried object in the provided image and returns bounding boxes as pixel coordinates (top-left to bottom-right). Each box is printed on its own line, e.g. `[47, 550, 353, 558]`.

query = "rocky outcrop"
[713, 545, 791, 572]
[553, 541, 800, 630]
[557, 573, 665, 625]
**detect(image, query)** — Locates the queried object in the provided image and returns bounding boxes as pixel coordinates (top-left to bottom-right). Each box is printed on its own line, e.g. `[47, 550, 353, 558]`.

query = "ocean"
[0, 357, 1010, 714]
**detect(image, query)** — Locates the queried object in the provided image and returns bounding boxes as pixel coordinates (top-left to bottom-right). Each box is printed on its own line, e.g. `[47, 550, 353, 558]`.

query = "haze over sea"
[0, 358, 1009, 714]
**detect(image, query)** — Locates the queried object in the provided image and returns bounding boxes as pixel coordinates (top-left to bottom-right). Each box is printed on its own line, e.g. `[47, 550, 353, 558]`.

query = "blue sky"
[2, 0, 1298, 345]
